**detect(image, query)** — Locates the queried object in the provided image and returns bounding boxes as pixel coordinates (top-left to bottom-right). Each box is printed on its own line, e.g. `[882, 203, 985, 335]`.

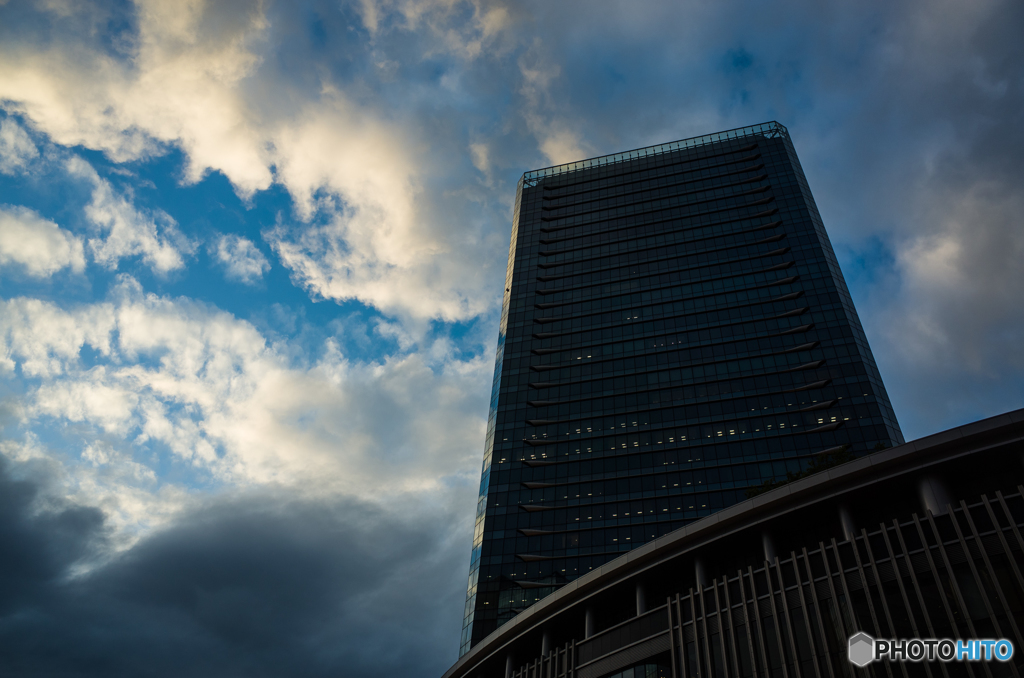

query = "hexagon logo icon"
[848, 632, 875, 667]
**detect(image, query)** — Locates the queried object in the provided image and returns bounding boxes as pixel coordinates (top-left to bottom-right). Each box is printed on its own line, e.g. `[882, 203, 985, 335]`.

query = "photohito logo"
[848, 633, 1014, 666]
[848, 632, 875, 667]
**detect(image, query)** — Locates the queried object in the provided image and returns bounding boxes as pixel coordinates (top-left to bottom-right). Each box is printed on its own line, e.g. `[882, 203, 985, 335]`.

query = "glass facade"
[460, 122, 903, 655]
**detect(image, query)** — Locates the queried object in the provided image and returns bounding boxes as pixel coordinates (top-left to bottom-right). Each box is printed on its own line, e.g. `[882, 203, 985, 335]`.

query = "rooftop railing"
[522, 121, 788, 187]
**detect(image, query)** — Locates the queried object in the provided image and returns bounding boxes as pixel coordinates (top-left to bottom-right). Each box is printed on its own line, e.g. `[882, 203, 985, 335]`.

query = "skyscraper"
[460, 122, 902, 655]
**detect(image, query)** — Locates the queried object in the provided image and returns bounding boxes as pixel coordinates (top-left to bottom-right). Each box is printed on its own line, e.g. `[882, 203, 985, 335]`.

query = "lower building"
[442, 408, 1024, 678]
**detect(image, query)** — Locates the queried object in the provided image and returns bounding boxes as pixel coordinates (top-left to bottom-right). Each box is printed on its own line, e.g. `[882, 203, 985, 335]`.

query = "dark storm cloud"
[0, 456, 468, 677]
[0, 458, 106, 612]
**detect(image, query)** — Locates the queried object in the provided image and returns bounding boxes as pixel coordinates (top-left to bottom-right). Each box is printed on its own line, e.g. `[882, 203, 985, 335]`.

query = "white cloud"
[34, 367, 140, 434]
[0, 278, 488, 538]
[0, 296, 115, 377]
[881, 177, 1024, 375]
[469, 140, 490, 180]
[0, 204, 85, 277]
[211, 233, 270, 284]
[358, 0, 382, 34]
[66, 157, 194, 274]
[0, 0, 514, 321]
[264, 92, 501, 322]
[517, 39, 590, 166]
[359, 0, 513, 59]
[0, 432, 189, 546]
[0, 117, 39, 174]
[0, 0, 271, 189]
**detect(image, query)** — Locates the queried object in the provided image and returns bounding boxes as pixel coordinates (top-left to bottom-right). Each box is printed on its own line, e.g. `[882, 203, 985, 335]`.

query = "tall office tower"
[459, 122, 902, 655]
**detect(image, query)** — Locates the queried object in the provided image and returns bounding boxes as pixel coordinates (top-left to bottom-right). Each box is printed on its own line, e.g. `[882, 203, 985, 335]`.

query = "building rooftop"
[522, 121, 788, 185]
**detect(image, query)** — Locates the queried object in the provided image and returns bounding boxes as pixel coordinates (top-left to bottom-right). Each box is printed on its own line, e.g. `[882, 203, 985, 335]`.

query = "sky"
[0, 0, 1021, 675]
